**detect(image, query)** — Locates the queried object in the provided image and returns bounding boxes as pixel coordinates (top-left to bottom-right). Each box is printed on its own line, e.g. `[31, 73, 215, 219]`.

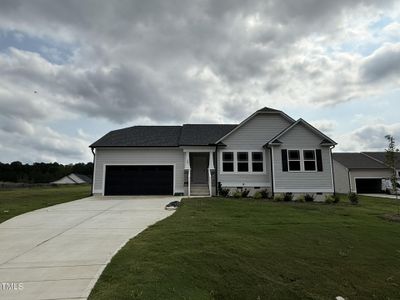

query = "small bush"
[304, 194, 314, 202]
[274, 194, 284, 202]
[217, 182, 230, 197]
[324, 195, 334, 204]
[332, 194, 340, 203]
[295, 195, 305, 202]
[241, 189, 250, 198]
[283, 193, 293, 202]
[348, 192, 358, 205]
[260, 189, 270, 199]
[233, 191, 242, 198]
[253, 191, 262, 199]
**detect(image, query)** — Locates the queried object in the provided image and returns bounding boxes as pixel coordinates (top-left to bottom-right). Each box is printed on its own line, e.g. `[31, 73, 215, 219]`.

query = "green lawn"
[89, 196, 400, 300]
[0, 185, 91, 223]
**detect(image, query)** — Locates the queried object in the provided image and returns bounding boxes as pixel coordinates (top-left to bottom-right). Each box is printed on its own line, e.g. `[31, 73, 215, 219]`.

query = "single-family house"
[90, 107, 337, 197]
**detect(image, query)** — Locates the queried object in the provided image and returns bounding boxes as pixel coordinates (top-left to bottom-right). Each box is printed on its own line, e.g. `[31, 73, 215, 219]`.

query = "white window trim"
[287, 149, 318, 173]
[220, 150, 267, 175]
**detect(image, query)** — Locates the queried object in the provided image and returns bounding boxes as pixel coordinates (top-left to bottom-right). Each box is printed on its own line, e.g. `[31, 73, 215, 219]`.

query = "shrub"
[324, 195, 334, 204]
[332, 194, 340, 203]
[304, 194, 314, 202]
[241, 189, 250, 198]
[295, 195, 305, 202]
[253, 191, 262, 199]
[274, 194, 284, 202]
[260, 189, 270, 199]
[232, 190, 242, 198]
[348, 192, 358, 205]
[217, 182, 230, 197]
[283, 193, 293, 202]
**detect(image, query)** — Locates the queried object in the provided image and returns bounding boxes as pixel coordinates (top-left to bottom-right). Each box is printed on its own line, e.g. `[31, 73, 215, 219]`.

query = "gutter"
[330, 145, 336, 195]
[215, 144, 218, 196]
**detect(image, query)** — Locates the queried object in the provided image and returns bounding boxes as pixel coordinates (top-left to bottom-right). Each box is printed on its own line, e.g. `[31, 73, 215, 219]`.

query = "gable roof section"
[215, 107, 295, 144]
[90, 126, 182, 147]
[73, 173, 93, 184]
[179, 124, 237, 146]
[265, 118, 337, 146]
[332, 153, 388, 169]
[362, 152, 400, 169]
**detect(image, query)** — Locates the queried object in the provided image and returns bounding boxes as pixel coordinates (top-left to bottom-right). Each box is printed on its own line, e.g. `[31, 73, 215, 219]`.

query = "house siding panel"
[218, 114, 292, 187]
[333, 160, 350, 194]
[272, 123, 334, 192]
[93, 148, 184, 195]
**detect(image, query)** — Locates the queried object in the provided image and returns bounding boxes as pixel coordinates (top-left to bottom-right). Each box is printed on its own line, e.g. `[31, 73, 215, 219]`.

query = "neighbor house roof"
[332, 153, 388, 169]
[90, 124, 237, 147]
[362, 152, 400, 169]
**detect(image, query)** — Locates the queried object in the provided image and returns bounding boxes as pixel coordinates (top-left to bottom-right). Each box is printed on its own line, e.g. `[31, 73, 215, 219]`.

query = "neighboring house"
[332, 152, 393, 194]
[52, 173, 92, 185]
[90, 107, 337, 197]
[363, 152, 400, 178]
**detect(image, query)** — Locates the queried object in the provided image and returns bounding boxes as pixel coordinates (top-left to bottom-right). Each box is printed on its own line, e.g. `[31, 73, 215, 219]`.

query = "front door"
[191, 154, 208, 184]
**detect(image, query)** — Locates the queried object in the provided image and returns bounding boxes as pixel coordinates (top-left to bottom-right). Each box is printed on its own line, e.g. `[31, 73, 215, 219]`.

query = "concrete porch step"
[190, 184, 209, 196]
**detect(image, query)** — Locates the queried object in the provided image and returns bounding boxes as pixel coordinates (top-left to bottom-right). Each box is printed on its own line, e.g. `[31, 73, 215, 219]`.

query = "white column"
[208, 151, 214, 169]
[184, 152, 190, 169]
[184, 152, 191, 196]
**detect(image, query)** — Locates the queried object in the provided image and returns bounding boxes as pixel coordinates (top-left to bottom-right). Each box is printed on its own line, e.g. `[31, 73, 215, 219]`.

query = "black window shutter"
[281, 149, 288, 172]
[316, 149, 323, 171]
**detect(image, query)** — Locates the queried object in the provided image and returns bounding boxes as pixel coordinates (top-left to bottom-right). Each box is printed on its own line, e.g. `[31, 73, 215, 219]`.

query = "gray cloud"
[361, 43, 400, 82]
[0, 0, 399, 162]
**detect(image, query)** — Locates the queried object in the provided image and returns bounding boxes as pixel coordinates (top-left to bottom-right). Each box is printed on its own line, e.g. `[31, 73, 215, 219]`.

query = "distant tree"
[385, 135, 399, 214]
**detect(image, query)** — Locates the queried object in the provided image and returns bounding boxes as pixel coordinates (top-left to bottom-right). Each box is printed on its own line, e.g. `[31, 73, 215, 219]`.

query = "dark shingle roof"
[332, 153, 388, 169]
[179, 124, 237, 146]
[90, 124, 237, 147]
[362, 152, 400, 168]
[90, 126, 182, 147]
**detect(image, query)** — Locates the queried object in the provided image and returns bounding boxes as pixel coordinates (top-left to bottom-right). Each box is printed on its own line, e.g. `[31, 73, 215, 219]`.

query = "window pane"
[288, 150, 300, 160]
[252, 162, 263, 172]
[289, 161, 301, 171]
[237, 152, 248, 161]
[252, 152, 263, 161]
[238, 162, 249, 172]
[223, 162, 234, 172]
[304, 161, 316, 171]
[303, 150, 315, 160]
[223, 152, 233, 161]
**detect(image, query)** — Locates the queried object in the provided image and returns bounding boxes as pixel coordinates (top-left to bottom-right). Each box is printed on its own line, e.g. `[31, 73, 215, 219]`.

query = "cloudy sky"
[0, 0, 399, 163]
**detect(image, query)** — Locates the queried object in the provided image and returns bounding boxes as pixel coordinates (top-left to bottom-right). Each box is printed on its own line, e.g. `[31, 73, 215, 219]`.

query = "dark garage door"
[355, 178, 382, 193]
[105, 165, 173, 196]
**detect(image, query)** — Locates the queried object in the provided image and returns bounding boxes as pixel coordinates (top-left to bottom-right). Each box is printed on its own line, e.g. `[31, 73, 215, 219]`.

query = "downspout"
[330, 146, 336, 195]
[215, 144, 219, 196]
[90, 147, 95, 196]
[347, 168, 352, 193]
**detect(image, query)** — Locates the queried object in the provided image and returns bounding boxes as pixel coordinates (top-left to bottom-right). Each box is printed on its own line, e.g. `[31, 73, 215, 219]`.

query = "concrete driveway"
[360, 193, 400, 199]
[0, 196, 179, 300]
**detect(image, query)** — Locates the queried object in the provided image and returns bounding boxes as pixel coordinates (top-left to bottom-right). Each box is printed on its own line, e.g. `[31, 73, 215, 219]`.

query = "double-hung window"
[222, 152, 234, 172]
[237, 152, 249, 172]
[288, 150, 301, 171]
[252, 152, 263, 172]
[303, 150, 316, 171]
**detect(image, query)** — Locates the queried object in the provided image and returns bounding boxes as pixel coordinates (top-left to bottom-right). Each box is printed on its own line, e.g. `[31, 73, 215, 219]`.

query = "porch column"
[184, 152, 191, 196]
[208, 151, 215, 196]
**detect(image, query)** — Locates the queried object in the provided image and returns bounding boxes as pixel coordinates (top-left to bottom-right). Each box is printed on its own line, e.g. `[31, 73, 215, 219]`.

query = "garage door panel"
[105, 165, 173, 195]
[355, 178, 382, 193]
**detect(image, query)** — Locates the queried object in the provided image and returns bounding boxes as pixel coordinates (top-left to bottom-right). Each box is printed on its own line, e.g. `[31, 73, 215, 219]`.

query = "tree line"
[0, 161, 93, 183]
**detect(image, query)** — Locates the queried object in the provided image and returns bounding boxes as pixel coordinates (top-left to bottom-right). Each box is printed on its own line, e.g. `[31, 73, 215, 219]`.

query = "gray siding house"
[90, 107, 337, 197]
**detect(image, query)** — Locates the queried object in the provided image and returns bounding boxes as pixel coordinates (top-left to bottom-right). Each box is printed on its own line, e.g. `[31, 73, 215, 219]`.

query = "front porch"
[184, 149, 216, 196]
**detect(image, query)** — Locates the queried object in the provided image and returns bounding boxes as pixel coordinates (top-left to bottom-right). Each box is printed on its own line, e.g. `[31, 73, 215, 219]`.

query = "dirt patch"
[381, 213, 400, 223]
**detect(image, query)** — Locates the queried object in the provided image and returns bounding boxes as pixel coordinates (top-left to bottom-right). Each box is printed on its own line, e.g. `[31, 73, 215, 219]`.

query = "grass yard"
[89, 196, 400, 300]
[0, 184, 91, 223]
